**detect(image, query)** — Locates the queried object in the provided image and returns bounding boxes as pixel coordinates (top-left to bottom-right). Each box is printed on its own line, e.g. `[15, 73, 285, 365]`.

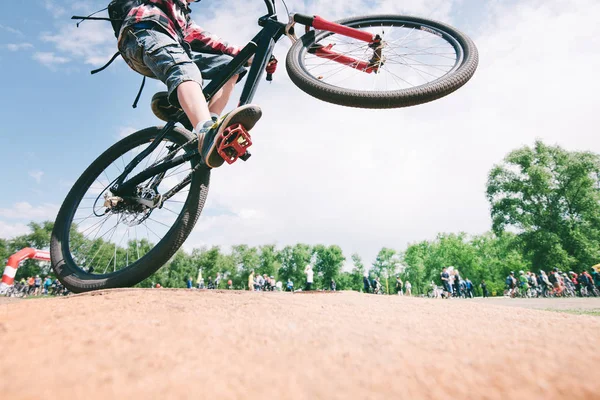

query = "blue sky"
[1, 0, 599, 267]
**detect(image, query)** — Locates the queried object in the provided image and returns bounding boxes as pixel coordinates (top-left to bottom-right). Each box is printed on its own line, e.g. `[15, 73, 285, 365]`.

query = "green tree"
[196, 246, 223, 285]
[372, 247, 400, 294]
[0, 238, 9, 265]
[278, 244, 312, 289]
[230, 245, 260, 289]
[313, 245, 345, 289]
[487, 141, 600, 272]
[162, 250, 195, 288]
[349, 253, 365, 291]
[258, 245, 280, 278]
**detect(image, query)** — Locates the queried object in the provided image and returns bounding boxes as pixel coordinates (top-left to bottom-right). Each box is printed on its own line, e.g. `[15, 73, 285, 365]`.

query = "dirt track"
[1, 290, 600, 399]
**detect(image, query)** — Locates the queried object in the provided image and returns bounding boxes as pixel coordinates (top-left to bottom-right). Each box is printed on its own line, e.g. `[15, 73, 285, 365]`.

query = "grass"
[545, 308, 600, 317]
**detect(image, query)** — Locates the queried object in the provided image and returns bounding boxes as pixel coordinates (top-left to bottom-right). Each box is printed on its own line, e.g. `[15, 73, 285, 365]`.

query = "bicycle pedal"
[217, 123, 252, 165]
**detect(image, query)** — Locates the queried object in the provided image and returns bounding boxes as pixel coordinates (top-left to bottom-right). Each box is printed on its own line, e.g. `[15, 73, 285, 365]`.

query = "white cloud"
[40, 21, 117, 67]
[0, 203, 59, 221]
[29, 171, 44, 184]
[0, 221, 30, 239]
[4, 43, 33, 52]
[44, 0, 68, 19]
[33, 52, 70, 68]
[0, 24, 23, 36]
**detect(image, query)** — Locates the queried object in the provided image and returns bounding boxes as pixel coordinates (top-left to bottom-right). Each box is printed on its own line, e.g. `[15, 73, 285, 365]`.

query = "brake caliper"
[217, 123, 253, 164]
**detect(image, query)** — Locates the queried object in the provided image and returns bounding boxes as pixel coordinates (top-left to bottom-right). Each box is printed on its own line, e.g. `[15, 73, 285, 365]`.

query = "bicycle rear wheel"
[51, 126, 209, 293]
[286, 14, 478, 108]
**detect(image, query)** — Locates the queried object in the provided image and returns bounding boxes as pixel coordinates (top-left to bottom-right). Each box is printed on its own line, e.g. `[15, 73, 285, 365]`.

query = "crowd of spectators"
[7, 275, 69, 297]
[503, 268, 600, 298]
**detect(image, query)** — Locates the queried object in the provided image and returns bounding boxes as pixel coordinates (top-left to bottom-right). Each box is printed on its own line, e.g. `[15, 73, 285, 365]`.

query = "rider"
[363, 275, 371, 294]
[505, 271, 516, 296]
[395, 276, 403, 295]
[591, 269, 600, 288]
[118, 0, 262, 168]
[518, 271, 529, 292]
[577, 272, 590, 294]
[548, 268, 561, 294]
[581, 270, 595, 291]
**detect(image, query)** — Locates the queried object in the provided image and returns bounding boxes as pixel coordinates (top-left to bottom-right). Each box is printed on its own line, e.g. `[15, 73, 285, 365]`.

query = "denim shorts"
[119, 25, 247, 107]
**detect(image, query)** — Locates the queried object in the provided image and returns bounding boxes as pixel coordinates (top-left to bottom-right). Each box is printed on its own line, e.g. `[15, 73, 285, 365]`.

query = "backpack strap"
[132, 76, 146, 109]
[72, 7, 110, 27]
[90, 51, 122, 75]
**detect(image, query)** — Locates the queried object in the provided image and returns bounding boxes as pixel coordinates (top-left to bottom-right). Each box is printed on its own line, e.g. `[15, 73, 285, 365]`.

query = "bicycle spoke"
[299, 19, 464, 94]
[65, 130, 197, 278]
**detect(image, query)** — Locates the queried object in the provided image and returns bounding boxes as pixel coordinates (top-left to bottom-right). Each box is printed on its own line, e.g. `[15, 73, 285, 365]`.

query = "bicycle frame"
[111, 0, 381, 201]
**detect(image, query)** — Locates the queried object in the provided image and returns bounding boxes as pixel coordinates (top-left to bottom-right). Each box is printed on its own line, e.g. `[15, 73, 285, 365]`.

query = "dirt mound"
[1, 290, 599, 399]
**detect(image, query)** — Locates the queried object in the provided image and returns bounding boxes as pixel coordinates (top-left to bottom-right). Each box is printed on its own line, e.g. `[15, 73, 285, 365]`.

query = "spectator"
[26, 276, 35, 295]
[186, 277, 193, 289]
[480, 280, 489, 298]
[363, 275, 371, 294]
[286, 279, 294, 292]
[263, 274, 271, 291]
[227, 279, 233, 289]
[549, 268, 562, 295]
[592, 269, 600, 288]
[453, 269, 462, 297]
[372, 276, 383, 294]
[440, 268, 451, 299]
[207, 276, 214, 290]
[43, 276, 52, 295]
[529, 273, 538, 291]
[539, 270, 551, 297]
[330, 279, 336, 291]
[465, 278, 474, 298]
[505, 271, 516, 296]
[197, 278, 205, 289]
[405, 281, 412, 296]
[248, 270, 255, 291]
[395, 276, 403, 296]
[304, 264, 314, 291]
[582, 270, 594, 291]
[33, 275, 42, 296]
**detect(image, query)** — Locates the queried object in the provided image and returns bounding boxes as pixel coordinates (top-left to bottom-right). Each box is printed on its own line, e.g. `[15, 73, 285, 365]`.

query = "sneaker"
[197, 104, 262, 168]
[151, 92, 193, 131]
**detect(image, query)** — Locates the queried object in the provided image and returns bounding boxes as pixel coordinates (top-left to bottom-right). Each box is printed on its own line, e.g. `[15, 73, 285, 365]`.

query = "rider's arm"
[184, 19, 241, 57]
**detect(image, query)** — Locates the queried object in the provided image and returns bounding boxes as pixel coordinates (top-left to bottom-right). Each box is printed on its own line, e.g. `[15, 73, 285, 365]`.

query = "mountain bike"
[50, 0, 479, 293]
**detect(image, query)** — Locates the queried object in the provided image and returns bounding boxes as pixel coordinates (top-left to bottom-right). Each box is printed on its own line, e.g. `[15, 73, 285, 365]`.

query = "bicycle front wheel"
[51, 126, 209, 293]
[286, 14, 478, 108]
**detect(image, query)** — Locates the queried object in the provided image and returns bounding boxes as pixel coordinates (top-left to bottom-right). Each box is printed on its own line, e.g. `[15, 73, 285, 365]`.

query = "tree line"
[1, 141, 599, 295]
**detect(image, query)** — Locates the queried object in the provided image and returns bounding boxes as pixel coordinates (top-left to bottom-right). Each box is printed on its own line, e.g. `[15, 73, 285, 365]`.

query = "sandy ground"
[471, 296, 600, 311]
[1, 290, 600, 400]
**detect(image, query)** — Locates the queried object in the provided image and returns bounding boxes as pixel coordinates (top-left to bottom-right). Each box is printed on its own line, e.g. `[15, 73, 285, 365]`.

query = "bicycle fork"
[289, 14, 385, 73]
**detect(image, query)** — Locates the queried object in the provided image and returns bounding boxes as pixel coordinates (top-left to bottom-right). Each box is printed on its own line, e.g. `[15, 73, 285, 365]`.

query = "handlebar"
[263, 0, 276, 15]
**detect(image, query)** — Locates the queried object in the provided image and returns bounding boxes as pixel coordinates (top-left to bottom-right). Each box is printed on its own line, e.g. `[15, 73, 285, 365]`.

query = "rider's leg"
[177, 81, 212, 130]
[208, 75, 239, 117]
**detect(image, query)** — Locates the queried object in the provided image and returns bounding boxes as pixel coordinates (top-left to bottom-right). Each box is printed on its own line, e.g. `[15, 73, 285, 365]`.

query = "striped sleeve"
[184, 20, 241, 57]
